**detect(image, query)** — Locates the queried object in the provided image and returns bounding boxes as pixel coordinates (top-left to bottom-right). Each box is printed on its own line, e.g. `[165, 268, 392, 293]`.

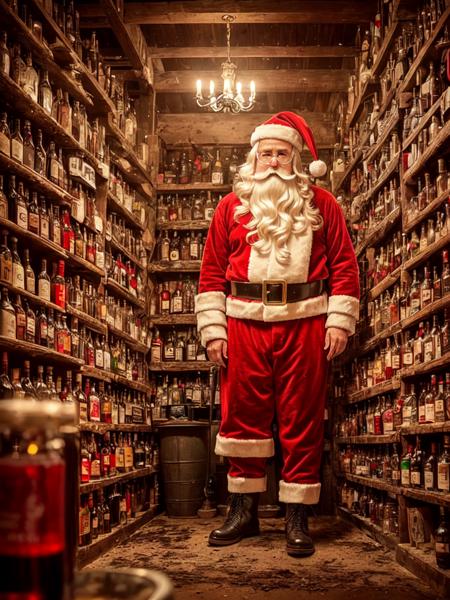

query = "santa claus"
[195, 111, 359, 556]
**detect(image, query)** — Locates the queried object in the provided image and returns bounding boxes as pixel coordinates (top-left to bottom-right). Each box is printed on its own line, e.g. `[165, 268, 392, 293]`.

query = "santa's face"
[254, 139, 294, 177]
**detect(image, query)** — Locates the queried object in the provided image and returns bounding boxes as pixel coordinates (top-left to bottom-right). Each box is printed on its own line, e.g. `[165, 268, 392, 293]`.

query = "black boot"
[208, 493, 260, 546]
[285, 504, 315, 557]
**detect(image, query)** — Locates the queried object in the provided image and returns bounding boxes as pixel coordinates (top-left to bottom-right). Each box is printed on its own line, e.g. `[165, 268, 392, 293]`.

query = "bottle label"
[0, 309, 16, 338]
[175, 347, 183, 361]
[425, 404, 435, 422]
[0, 132, 10, 156]
[418, 406, 426, 423]
[53, 283, 66, 308]
[169, 249, 179, 261]
[211, 172, 223, 185]
[12, 264, 24, 289]
[50, 160, 59, 182]
[91, 459, 100, 478]
[52, 223, 61, 245]
[190, 243, 199, 259]
[435, 399, 445, 415]
[204, 208, 215, 220]
[186, 344, 197, 361]
[424, 341, 434, 361]
[172, 296, 183, 313]
[411, 471, 421, 485]
[102, 453, 110, 466]
[95, 349, 104, 368]
[164, 347, 174, 360]
[39, 320, 48, 341]
[11, 139, 23, 163]
[151, 346, 162, 363]
[89, 398, 100, 421]
[16, 204, 28, 229]
[421, 289, 431, 304]
[424, 471, 434, 490]
[79, 401, 88, 423]
[80, 509, 91, 535]
[115, 448, 125, 468]
[401, 465, 410, 486]
[0, 257, 12, 284]
[39, 217, 49, 239]
[0, 457, 65, 555]
[124, 447, 133, 468]
[438, 465, 450, 491]
[392, 470, 400, 483]
[103, 352, 111, 371]
[403, 351, 413, 365]
[81, 458, 90, 480]
[161, 299, 170, 311]
[38, 279, 51, 301]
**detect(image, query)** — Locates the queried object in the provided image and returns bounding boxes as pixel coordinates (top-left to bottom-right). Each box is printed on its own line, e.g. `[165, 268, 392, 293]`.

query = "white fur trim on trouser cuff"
[327, 294, 359, 320]
[251, 124, 303, 151]
[228, 475, 267, 493]
[279, 481, 321, 505]
[195, 291, 226, 313]
[326, 312, 356, 335]
[215, 433, 275, 458]
[200, 324, 228, 347]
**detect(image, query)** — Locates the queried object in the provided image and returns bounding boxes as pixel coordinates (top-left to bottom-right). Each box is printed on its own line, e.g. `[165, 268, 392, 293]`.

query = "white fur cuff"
[195, 291, 226, 313]
[200, 324, 228, 347]
[228, 475, 267, 493]
[197, 309, 227, 331]
[326, 312, 356, 335]
[215, 433, 275, 458]
[279, 481, 321, 505]
[327, 294, 359, 320]
[251, 124, 303, 151]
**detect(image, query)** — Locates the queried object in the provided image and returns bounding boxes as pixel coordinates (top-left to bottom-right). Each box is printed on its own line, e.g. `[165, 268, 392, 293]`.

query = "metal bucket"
[74, 568, 173, 600]
[159, 421, 208, 517]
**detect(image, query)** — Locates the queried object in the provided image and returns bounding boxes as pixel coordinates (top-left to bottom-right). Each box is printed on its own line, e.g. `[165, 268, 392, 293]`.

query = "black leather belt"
[230, 279, 326, 305]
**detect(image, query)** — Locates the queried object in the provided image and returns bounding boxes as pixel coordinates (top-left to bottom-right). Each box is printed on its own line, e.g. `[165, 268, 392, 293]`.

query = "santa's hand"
[206, 339, 228, 368]
[324, 327, 348, 361]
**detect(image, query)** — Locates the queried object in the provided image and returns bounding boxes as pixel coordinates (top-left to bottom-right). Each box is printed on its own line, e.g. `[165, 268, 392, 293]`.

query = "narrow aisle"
[85, 515, 435, 600]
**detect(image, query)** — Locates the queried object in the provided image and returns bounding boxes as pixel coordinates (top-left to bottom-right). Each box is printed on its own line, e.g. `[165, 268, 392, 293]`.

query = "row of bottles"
[339, 483, 400, 536]
[106, 212, 147, 265]
[149, 279, 198, 316]
[105, 248, 145, 301]
[150, 373, 220, 409]
[154, 230, 206, 262]
[150, 328, 205, 363]
[158, 147, 244, 186]
[108, 166, 146, 225]
[406, 159, 449, 223]
[79, 479, 159, 546]
[80, 431, 158, 482]
[156, 192, 222, 223]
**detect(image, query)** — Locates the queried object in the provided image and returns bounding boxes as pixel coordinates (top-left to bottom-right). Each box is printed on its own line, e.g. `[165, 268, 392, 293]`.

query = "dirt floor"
[85, 514, 438, 600]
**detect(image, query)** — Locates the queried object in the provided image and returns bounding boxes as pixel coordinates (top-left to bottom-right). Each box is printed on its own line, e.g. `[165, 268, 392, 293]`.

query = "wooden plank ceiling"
[79, 0, 376, 148]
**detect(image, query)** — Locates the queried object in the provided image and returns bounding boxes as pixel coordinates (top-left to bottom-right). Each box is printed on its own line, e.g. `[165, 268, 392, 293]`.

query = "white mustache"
[252, 169, 297, 182]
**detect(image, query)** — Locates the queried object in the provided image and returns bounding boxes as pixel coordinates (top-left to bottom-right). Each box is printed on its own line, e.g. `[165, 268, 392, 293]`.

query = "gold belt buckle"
[262, 279, 287, 305]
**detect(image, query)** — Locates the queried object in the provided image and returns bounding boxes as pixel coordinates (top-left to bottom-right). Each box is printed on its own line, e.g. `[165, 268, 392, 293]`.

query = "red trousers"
[216, 314, 328, 504]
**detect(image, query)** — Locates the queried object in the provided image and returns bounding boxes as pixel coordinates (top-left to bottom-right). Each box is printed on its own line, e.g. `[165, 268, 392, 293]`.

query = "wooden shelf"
[364, 110, 400, 164]
[66, 305, 107, 335]
[402, 487, 450, 508]
[79, 422, 152, 433]
[0, 153, 74, 207]
[402, 235, 449, 272]
[372, 9, 402, 78]
[80, 466, 155, 494]
[358, 322, 402, 356]
[80, 365, 113, 383]
[149, 361, 215, 372]
[157, 184, 231, 193]
[148, 260, 202, 273]
[396, 544, 450, 599]
[109, 236, 145, 270]
[347, 377, 401, 404]
[355, 206, 401, 258]
[107, 192, 145, 231]
[107, 324, 149, 354]
[400, 421, 450, 436]
[0, 335, 84, 366]
[150, 314, 197, 326]
[0, 72, 104, 178]
[366, 151, 401, 201]
[107, 116, 153, 187]
[4, 281, 65, 314]
[402, 294, 450, 331]
[400, 351, 450, 379]
[343, 473, 402, 497]
[156, 220, 211, 231]
[105, 278, 145, 309]
[404, 187, 450, 233]
[347, 78, 378, 129]
[338, 507, 400, 550]
[77, 505, 158, 569]
[0, 0, 93, 108]
[332, 148, 364, 194]
[403, 121, 450, 185]
[80, 365, 151, 393]
[369, 265, 401, 301]
[0, 217, 104, 279]
[335, 434, 399, 445]
[398, 7, 450, 94]
[114, 374, 151, 395]
[402, 90, 446, 153]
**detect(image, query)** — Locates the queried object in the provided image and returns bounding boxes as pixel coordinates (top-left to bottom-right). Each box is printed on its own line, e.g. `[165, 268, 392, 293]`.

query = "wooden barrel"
[159, 422, 209, 517]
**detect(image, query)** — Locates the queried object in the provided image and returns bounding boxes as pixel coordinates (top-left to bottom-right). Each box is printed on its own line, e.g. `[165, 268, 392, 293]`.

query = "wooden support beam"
[99, 0, 154, 87]
[121, 1, 376, 24]
[155, 69, 350, 93]
[157, 112, 335, 147]
[150, 46, 357, 59]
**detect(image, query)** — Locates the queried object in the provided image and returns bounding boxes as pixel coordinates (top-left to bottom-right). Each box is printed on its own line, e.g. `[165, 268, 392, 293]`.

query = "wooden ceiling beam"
[80, 2, 375, 24]
[156, 70, 350, 93]
[150, 46, 357, 59]
[157, 112, 336, 147]
[122, 1, 375, 24]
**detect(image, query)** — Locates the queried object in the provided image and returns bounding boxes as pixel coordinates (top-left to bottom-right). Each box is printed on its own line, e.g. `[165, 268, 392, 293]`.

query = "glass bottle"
[22, 120, 35, 170]
[0, 287, 16, 339]
[10, 237, 24, 290]
[435, 508, 450, 569]
[0, 230, 12, 285]
[0, 112, 10, 157]
[437, 435, 450, 494]
[34, 130, 46, 176]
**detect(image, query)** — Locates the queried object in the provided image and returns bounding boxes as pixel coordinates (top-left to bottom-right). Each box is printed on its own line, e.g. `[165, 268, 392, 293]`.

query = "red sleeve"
[198, 200, 230, 294]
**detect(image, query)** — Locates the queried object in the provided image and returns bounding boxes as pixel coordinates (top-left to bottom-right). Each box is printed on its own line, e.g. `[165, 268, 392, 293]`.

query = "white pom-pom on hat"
[309, 160, 327, 178]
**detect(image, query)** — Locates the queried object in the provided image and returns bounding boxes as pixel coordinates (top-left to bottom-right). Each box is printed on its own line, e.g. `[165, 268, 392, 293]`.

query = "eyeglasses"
[256, 151, 293, 165]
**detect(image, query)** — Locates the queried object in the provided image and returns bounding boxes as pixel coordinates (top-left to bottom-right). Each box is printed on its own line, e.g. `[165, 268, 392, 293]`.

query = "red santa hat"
[250, 111, 327, 178]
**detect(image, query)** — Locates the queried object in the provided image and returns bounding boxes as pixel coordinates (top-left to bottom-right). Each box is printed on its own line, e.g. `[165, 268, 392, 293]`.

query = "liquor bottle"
[13, 294, 25, 341]
[169, 231, 180, 261]
[28, 192, 40, 235]
[424, 442, 438, 491]
[36, 307, 48, 347]
[0, 352, 13, 399]
[0, 176, 7, 220]
[9, 238, 24, 291]
[391, 444, 401, 487]
[22, 120, 35, 170]
[10, 118, 23, 163]
[435, 375, 446, 423]
[171, 279, 183, 313]
[22, 248, 35, 294]
[437, 435, 450, 493]
[401, 444, 413, 487]
[74, 373, 88, 423]
[420, 266, 432, 308]
[0, 112, 10, 158]
[410, 437, 424, 489]
[38, 70, 53, 115]
[20, 360, 37, 399]
[88, 380, 100, 422]
[12, 181, 28, 231]
[0, 230, 12, 286]
[0, 287, 15, 339]
[47, 141, 60, 185]
[23, 54, 38, 102]
[34, 131, 46, 177]
[0, 32, 9, 76]
[211, 149, 224, 185]
[35, 365, 49, 400]
[435, 508, 450, 569]
[442, 250, 450, 295]
[52, 260, 66, 308]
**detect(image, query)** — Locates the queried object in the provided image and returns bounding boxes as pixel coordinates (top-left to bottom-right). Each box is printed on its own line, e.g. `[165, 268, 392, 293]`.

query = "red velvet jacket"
[195, 184, 360, 346]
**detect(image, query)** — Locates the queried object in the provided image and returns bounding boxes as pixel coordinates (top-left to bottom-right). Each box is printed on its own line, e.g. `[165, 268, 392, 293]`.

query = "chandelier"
[195, 14, 256, 113]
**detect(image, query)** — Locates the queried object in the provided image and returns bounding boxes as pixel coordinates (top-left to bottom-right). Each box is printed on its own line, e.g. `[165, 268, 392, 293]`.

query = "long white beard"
[237, 171, 314, 265]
